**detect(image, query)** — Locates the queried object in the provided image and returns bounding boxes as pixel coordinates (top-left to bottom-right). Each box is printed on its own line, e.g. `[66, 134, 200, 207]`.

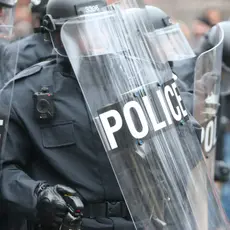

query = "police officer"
[144, 5, 197, 93]
[194, 21, 230, 183]
[138, 5, 197, 116]
[0, 0, 135, 229]
[3, 0, 53, 75]
[212, 21, 230, 219]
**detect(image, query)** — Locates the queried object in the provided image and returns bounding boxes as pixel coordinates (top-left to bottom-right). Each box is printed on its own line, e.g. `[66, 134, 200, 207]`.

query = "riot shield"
[60, 5, 228, 230]
[0, 4, 18, 162]
[193, 24, 224, 179]
[0, 4, 18, 152]
[0, 11, 19, 227]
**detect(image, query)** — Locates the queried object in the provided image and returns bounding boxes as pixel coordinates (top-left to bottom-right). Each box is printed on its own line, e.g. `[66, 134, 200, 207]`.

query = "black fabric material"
[3, 33, 53, 75]
[0, 56, 202, 230]
[0, 58, 133, 230]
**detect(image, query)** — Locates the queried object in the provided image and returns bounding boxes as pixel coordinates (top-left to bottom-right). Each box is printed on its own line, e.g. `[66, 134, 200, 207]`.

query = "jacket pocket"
[41, 121, 76, 148]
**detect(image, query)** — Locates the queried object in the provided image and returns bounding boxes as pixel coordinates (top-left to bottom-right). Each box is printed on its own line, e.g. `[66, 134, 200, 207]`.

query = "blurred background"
[146, 0, 230, 48]
[14, 0, 230, 48]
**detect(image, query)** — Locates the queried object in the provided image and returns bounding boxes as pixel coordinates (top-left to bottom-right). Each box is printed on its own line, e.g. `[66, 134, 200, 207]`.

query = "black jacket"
[3, 33, 53, 75]
[0, 58, 134, 230]
[0, 56, 203, 230]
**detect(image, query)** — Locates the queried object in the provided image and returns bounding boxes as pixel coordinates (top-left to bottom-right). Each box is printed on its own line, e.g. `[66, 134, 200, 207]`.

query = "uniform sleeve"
[0, 105, 41, 219]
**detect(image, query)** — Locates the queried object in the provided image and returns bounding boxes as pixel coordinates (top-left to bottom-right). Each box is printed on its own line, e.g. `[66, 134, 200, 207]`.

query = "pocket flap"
[41, 121, 75, 148]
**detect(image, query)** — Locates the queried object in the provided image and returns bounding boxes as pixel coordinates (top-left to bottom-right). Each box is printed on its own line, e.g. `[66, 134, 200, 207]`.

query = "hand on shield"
[195, 72, 218, 97]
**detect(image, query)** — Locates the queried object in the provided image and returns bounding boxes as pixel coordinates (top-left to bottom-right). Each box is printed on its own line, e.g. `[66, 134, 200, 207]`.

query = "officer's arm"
[179, 91, 202, 141]
[1, 105, 41, 219]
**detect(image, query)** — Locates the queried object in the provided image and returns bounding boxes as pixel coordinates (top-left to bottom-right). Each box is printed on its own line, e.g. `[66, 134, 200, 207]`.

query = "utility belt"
[33, 201, 131, 230]
[84, 201, 131, 219]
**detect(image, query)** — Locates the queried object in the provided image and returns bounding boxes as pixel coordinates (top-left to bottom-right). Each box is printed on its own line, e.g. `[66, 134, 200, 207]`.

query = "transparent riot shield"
[193, 25, 224, 179]
[0, 17, 19, 226]
[0, 11, 18, 161]
[60, 5, 228, 230]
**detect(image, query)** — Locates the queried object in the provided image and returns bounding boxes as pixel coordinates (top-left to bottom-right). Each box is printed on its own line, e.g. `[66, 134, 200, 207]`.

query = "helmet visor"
[0, 6, 15, 37]
[153, 24, 195, 61]
[58, 11, 124, 57]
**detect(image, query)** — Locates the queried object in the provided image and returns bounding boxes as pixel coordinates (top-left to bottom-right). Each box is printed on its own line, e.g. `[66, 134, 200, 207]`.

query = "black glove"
[35, 183, 77, 229]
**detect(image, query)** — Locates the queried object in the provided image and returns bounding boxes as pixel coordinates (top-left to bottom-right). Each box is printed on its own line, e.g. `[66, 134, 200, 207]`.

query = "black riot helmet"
[44, 0, 107, 30]
[145, 5, 195, 62]
[217, 21, 230, 95]
[31, 0, 49, 31]
[31, 0, 49, 17]
[219, 21, 230, 68]
[145, 5, 173, 30]
[42, 0, 107, 55]
[195, 21, 229, 68]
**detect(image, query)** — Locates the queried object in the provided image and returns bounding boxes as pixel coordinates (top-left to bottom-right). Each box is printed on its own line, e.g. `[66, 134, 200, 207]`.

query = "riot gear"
[0, 1, 228, 230]
[193, 23, 224, 179]
[61, 4, 228, 229]
[31, 0, 49, 31]
[218, 21, 230, 95]
[195, 22, 230, 182]
[136, 6, 195, 114]
[46, 0, 106, 19]
[31, 0, 48, 15]
[195, 22, 225, 57]
[46, 0, 107, 23]
[36, 184, 79, 229]
[143, 6, 197, 92]
[0, 0, 17, 38]
[0, 2, 19, 229]
[145, 5, 195, 62]
[221, 22, 230, 68]
[43, 0, 107, 56]
[145, 6, 171, 29]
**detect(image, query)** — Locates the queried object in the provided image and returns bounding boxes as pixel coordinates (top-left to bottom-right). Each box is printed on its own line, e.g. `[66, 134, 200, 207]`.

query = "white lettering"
[84, 5, 99, 13]
[201, 127, 205, 144]
[164, 85, 182, 121]
[213, 116, 217, 145]
[99, 110, 123, 150]
[156, 90, 173, 125]
[123, 101, 149, 139]
[204, 120, 214, 153]
[142, 96, 167, 131]
[172, 82, 188, 118]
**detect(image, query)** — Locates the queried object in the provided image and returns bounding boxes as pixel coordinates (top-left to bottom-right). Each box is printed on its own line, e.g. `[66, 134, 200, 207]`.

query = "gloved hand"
[36, 183, 77, 229]
[195, 72, 218, 96]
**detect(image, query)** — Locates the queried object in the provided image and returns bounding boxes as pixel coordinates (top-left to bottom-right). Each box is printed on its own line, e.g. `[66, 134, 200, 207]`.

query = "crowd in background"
[13, 0, 226, 50]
